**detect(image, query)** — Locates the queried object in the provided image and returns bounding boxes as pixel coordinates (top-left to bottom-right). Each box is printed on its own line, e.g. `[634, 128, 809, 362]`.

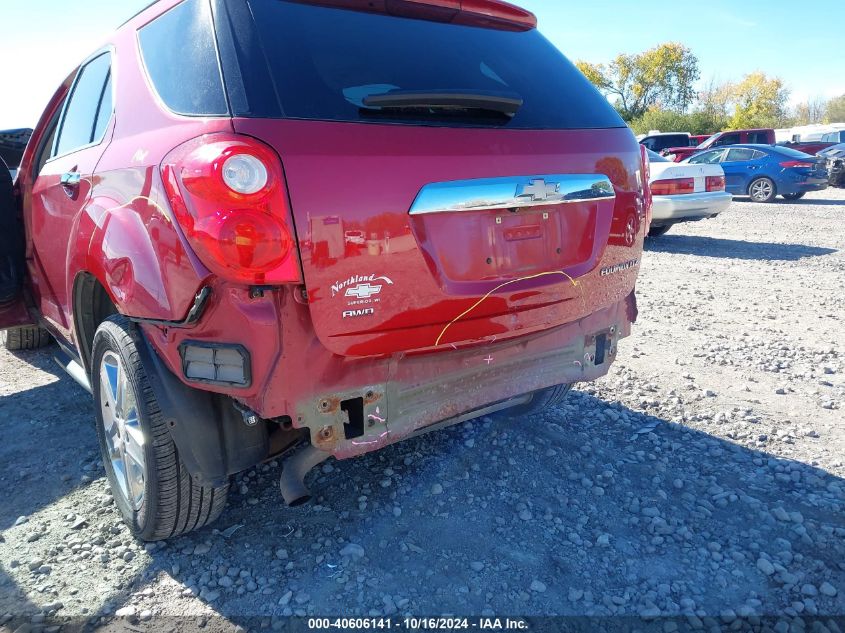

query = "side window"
[747, 132, 768, 144]
[751, 150, 767, 160]
[689, 150, 723, 165]
[33, 112, 62, 176]
[138, 0, 228, 116]
[712, 133, 740, 147]
[54, 54, 112, 157]
[641, 139, 656, 151]
[92, 72, 113, 141]
[725, 148, 757, 162]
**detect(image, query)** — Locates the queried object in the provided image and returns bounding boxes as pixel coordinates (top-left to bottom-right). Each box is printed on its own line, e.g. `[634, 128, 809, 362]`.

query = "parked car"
[818, 143, 845, 187]
[639, 132, 691, 153]
[0, 0, 649, 541]
[663, 128, 775, 162]
[0, 128, 33, 181]
[684, 145, 828, 202]
[780, 139, 836, 156]
[645, 150, 731, 237]
[821, 130, 845, 144]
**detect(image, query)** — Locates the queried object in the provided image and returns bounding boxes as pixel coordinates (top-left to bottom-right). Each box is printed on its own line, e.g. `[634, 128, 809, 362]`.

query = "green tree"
[826, 95, 845, 123]
[727, 72, 790, 129]
[697, 78, 734, 128]
[576, 43, 700, 121]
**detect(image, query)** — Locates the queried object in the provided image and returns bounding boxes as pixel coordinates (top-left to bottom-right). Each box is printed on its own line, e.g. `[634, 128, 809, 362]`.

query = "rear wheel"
[1, 326, 52, 351]
[748, 177, 776, 203]
[647, 225, 672, 238]
[92, 316, 228, 541]
[782, 192, 805, 201]
[508, 383, 572, 416]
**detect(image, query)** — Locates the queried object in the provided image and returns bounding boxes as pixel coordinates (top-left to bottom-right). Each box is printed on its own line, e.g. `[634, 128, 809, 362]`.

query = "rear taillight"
[651, 178, 695, 196]
[162, 134, 301, 285]
[640, 144, 652, 231]
[706, 175, 725, 192]
[779, 160, 815, 169]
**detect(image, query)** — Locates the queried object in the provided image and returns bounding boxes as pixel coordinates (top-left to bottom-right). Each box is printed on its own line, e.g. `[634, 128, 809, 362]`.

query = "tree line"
[575, 43, 845, 135]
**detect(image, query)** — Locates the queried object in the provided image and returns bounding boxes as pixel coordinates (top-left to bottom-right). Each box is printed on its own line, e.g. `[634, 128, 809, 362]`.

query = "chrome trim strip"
[409, 174, 615, 215]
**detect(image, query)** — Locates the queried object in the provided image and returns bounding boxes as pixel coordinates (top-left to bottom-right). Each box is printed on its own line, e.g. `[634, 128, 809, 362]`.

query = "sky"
[1, 0, 844, 129]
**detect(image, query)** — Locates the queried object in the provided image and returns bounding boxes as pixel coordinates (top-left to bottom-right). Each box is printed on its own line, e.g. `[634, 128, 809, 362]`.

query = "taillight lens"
[651, 178, 695, 196]
[706, 175, 725, 192]
[779, 160, 815, 169]
[162, 134, 301, 285]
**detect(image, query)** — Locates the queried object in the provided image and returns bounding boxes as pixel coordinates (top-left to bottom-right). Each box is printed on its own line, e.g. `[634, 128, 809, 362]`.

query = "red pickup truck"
[663, 129, 776, 162]
[665, 128, 835, 162]
[0, 0, 648, 541]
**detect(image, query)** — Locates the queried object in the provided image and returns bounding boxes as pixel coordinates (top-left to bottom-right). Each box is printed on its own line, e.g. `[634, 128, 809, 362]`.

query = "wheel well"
[73, 273, 117, 373]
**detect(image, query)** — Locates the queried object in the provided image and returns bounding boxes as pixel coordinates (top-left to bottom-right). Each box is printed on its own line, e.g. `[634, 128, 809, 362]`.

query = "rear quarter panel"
[66, 21, 235, 323]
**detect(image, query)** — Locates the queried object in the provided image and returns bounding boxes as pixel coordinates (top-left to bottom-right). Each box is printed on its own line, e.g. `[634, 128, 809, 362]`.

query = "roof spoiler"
[288, 0, 537, 31]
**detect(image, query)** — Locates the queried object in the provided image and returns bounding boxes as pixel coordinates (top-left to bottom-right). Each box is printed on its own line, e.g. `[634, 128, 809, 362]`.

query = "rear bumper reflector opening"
[180, 342, 252, 387]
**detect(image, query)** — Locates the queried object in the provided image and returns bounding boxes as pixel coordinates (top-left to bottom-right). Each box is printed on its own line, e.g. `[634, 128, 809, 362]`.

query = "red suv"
[0, 0, 648, 540]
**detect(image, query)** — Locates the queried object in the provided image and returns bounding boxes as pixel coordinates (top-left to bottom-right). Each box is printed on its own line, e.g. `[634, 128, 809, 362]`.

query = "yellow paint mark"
[435, 271, 581, 347]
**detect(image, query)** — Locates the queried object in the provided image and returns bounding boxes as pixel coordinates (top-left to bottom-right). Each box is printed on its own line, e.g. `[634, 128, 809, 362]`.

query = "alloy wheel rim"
[751, 180, 772, 201]
[99, 351, 146, 510]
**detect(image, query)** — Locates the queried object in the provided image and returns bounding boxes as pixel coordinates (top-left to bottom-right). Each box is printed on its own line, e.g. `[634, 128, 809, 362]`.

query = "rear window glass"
[138, 0, 228, 116]
[237, 0, 624, 129]
[772, 146, 813, 159]
[641, 135, 688, 152]
[646, 149, 670, 163]
[54, 53, 111, 156]
[712, 133, 740, 147]
[689, 150, 724, 164]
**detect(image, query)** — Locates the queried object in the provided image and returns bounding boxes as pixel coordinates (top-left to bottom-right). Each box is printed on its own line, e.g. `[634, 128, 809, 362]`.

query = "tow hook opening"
[341, 397, 365, 440]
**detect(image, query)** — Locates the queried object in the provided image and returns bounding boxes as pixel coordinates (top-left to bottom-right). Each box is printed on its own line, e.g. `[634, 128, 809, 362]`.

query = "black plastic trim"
[130, 286, 211, 329]
[132, 323, 268, 486]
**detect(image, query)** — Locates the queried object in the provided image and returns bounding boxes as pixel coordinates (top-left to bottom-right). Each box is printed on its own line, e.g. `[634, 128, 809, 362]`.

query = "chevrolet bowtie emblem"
[516, 179, 560, 202]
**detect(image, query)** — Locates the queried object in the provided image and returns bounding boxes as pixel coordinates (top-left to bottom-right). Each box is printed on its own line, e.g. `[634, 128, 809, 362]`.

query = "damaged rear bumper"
[142, 279, 637, 472]
[299, 293, 635, 459]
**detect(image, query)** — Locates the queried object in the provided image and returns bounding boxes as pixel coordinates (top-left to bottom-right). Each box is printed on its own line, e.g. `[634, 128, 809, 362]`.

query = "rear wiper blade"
[361, 89, 523, 118]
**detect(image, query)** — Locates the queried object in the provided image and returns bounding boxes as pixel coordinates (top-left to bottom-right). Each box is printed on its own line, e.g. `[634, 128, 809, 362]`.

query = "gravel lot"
[1, 188, 843, 631]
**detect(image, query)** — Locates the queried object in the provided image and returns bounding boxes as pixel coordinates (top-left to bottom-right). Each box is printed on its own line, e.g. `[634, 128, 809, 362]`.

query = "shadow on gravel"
[646, 235, 837, 261]
[138, 391, 844, 623]
[784, 197, 845, 207]
[729, 196, 845, 206]
[1, 374, 844, 625]
[0, 347, 97, 531]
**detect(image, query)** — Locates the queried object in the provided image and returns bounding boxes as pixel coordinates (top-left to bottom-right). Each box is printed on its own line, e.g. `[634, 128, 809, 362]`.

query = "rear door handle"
[61, 171, 81, 187]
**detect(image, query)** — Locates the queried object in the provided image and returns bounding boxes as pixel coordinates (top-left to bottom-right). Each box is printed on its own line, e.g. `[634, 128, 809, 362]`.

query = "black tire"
[91, 315, 228, 541]
[508, 383, 573, 416]
[647, 225, 672, 238]
[1, 326, 52, 351]
[748, 177, 777, 203]
[782, 192, 805, 201]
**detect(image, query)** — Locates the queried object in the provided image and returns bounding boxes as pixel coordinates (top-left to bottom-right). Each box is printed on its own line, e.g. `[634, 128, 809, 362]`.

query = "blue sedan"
[683, 144, 828, 202]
